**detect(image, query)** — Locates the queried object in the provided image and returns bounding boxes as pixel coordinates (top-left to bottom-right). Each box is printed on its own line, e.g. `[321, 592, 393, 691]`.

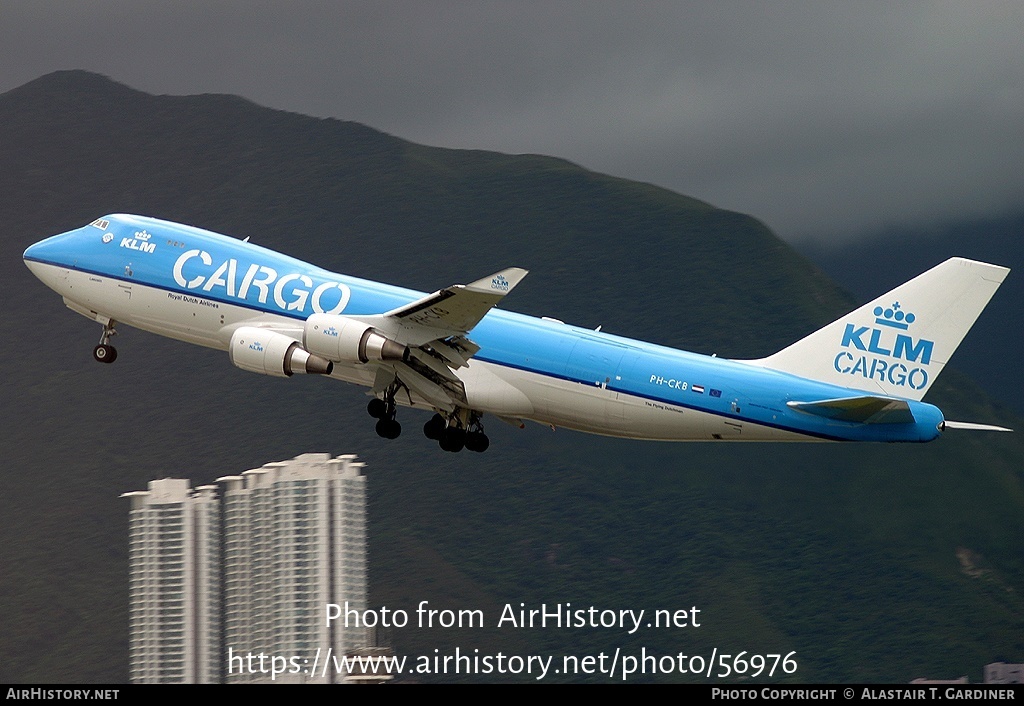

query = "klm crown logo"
[491, 275, 509, 292]
[874, 302, 916, 330]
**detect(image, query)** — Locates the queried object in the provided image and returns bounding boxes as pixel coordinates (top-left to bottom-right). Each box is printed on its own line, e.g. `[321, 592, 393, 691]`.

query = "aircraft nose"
[23, 229, 81, 267]
[22, 239, 46, 262]
[23, 228, 88, 286]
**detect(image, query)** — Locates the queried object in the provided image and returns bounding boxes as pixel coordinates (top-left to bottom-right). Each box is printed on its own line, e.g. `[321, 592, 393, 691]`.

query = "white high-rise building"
[124, 454, 368, 684]
[122, 479, 220, 684]
[218, 453, 367, 683]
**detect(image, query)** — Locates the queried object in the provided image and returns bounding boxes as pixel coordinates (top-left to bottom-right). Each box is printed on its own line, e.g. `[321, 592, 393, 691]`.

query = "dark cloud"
[2, 1, 1022, 242]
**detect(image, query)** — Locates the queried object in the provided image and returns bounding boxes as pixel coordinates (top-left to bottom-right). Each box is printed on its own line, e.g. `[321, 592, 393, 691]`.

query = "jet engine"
[229, 327, 334, 378]
[303, 314, 410, 364]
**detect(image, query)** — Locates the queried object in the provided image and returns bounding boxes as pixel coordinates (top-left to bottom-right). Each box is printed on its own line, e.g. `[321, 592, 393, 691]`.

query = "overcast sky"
[2, 1, 1022, 244]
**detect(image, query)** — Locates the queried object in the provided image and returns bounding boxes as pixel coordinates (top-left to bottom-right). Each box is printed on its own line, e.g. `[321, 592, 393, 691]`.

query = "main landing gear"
[423, 412, 489, 453]
[367, 392, 491, 452]
[93, 320, 118, 364]
[367, 396, 401, 439]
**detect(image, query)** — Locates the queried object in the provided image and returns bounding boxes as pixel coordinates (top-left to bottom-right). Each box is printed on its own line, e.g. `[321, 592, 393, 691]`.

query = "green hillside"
[0, 71, 1021, 683]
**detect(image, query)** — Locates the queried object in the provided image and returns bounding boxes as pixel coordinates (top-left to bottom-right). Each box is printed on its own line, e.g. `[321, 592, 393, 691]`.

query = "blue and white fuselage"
[23, 215, 1011, 449]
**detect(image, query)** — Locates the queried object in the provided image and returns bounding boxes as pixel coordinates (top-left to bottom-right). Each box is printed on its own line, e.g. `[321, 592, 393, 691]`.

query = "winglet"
[465, 267, 529, 295]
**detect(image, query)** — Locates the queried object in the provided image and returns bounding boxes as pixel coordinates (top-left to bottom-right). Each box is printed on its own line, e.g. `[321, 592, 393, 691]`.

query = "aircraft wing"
[381, 267, 528, 340]
[357, 267, 528, 412]
[786, 396, 916, 424]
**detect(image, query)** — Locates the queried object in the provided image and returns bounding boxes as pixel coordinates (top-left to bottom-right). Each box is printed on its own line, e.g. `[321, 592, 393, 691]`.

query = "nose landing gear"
[93, 319, 118, 364]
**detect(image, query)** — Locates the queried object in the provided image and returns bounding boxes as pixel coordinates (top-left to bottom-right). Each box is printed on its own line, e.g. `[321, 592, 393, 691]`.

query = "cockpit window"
[90, 218, 110, 230]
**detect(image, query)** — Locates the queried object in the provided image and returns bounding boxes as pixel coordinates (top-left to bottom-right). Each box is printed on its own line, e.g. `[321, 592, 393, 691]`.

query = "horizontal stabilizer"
[787, 396, 916, 424]
[943, 420, 1013, 432]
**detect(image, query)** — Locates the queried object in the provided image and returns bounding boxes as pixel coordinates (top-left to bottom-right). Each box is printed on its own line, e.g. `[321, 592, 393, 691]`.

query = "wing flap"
[392, 361, 460, 412]
[427, 339, 471, 368]
[409, 348, 462, 383]
[787, 396, 916, 424]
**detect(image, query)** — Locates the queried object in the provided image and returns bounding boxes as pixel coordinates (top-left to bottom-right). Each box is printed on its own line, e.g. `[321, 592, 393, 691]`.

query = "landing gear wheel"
[371, 382, 403, 438]
[375, 418, 402, 439]
[423, 414, 445, 440]
[439, 427, 466, 452]
[93, 319, 118, 363]
[367, 398, 388, 419]
[465, 431, 489, 453]
[93, 344, 117, 364]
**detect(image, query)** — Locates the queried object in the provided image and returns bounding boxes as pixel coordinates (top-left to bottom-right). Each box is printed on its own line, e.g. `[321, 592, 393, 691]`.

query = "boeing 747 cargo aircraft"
[23, 215, 1011, 452]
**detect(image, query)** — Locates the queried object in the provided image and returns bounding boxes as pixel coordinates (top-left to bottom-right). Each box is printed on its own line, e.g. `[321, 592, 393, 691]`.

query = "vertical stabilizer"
[750, 258, 1009, 401]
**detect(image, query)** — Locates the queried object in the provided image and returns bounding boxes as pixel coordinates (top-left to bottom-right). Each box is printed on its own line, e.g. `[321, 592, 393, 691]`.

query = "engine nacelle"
[229, 327, 334, 378]
[304, 314, 410, 364]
